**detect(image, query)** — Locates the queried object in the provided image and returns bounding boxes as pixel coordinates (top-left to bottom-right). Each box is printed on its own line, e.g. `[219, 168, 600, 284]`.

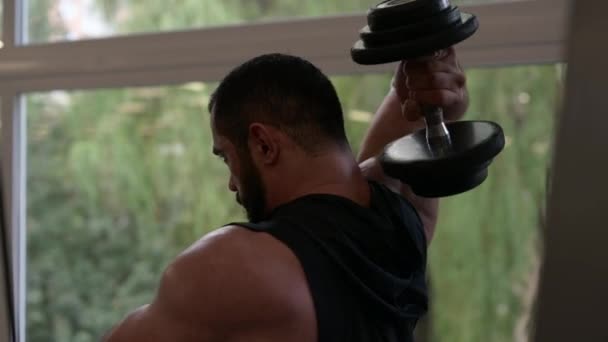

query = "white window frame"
[0, 0, 569, 341]
[0, 0, 567, 92]
[2, 0, 27, 341]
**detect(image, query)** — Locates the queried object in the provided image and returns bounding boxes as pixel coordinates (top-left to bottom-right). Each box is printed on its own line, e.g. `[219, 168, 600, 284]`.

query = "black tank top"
[233, 181, 428, 342]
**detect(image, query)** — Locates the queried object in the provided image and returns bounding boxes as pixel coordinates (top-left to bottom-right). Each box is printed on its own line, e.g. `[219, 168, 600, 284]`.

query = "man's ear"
[248, 123, 280, 165]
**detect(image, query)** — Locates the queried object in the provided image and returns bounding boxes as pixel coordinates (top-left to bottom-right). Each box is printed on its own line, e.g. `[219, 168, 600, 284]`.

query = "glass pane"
[427, 65, 562, 342]
[28, 0, 512, 43]
[26, 63, 562, 341]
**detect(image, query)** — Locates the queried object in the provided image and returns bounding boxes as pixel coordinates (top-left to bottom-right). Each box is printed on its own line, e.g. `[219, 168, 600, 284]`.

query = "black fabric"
[233, 181, 428, 342]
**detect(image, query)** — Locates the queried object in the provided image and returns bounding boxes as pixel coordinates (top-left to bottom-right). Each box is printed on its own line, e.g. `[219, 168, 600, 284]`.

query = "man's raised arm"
[358, 47, 469, 243]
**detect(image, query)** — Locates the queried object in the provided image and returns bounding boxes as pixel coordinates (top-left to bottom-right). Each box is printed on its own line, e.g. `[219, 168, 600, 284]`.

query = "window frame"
[0, 0, 567, 93]
[2, 0, 27, 341]
[0, 0, 569, 341]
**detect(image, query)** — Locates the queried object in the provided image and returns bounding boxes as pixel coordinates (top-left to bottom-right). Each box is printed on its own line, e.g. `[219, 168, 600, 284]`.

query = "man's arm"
[358, 48, 469, 243]
[102, 227, 307, 342]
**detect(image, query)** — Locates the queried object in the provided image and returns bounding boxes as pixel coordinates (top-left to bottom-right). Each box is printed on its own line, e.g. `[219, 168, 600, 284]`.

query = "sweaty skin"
[103, 48, 468, 342]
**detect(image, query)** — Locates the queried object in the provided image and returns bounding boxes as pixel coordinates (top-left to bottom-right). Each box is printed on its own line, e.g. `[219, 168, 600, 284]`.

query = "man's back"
[234, 180, 428, 341]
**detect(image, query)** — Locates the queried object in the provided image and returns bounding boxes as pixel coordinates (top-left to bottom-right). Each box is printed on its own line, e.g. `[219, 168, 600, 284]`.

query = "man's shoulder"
[104, 226, 316, 341]
[176, 225, 295, 272]
[163, 225, 312, 322]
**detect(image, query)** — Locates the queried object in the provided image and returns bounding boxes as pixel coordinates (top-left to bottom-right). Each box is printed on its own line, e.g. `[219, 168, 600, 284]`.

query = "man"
[104, 48, 468, 341]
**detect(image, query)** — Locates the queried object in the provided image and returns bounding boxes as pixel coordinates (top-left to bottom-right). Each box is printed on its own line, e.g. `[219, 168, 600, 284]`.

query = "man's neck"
[264, 150, 370, 212]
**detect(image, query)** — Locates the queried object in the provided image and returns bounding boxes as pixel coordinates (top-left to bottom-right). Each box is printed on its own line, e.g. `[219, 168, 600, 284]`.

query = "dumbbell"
[351, 0, 505, 197]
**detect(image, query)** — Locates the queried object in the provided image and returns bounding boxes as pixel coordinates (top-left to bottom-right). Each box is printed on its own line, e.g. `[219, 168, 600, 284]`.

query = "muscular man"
[103, 48, 468, 342]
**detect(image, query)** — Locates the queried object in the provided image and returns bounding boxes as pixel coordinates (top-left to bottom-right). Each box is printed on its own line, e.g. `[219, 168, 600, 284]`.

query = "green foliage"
[25, 1, 560, 342]
[429, 65, 561, 342]
[27, 84, 245, 341]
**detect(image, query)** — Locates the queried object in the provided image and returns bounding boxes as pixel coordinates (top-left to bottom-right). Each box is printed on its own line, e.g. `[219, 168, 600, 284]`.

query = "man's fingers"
[403, 99, 422, 121]
[409, 89, 463, 108]
[395, 48, 466, 121]
[406, 71, 465, 92]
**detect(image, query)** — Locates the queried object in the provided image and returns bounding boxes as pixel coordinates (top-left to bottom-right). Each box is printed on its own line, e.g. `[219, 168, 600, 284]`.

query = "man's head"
[208, 53, 349, 222]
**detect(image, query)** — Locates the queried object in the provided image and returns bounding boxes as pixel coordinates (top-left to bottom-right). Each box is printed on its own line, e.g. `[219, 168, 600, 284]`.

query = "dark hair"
[208, 53, 348, 153]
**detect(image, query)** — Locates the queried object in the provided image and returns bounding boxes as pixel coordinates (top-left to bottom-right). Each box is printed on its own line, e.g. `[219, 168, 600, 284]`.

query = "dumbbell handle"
[414, 49, 452, 156]
[422, 105, 452, 156]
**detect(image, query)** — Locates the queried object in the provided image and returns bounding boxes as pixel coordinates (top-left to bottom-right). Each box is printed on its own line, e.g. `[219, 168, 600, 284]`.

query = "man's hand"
[393, 47, 468, 123]
[358, 47, 468, 163]
[358, 47, 469, 244]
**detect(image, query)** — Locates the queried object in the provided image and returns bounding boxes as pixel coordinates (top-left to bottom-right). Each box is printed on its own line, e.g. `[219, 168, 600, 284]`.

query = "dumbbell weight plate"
[368, 0, 452, 31]
[352, 12, 478, 65]
[360, 6, 463, 48]
[351, 0, 505, 197]
[379, 121, 505, 197]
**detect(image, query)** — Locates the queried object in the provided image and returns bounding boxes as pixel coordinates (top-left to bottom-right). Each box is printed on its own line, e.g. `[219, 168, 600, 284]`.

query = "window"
[0, 0, 570, 341]
[427, 64, 563, 342]
[26, 64, 562, 342]
[28, 0, 518, 43]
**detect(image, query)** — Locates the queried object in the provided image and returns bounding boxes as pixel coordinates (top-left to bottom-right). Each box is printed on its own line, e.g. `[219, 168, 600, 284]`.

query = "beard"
[236, 150, 267, 223]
